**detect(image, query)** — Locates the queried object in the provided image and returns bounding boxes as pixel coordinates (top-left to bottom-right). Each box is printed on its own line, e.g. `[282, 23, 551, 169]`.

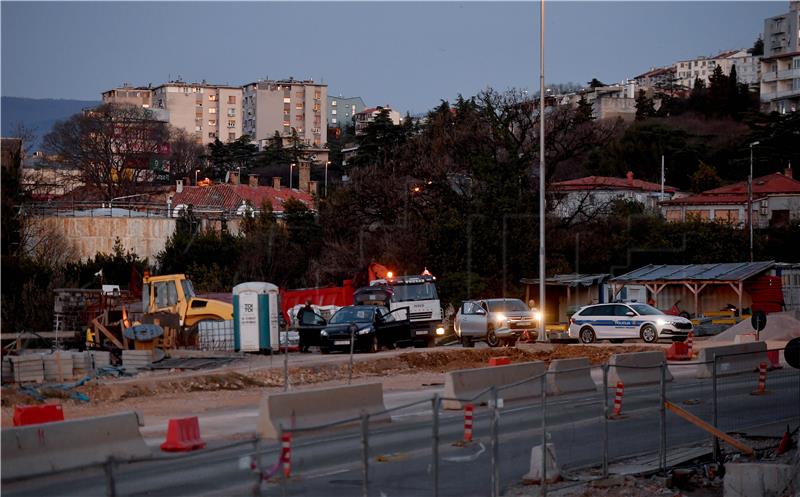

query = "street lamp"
[537, 0, 548, 343]
[325, 161, 330, 197]
[289, 163, 295, 190]
[749, 141, 759, 262]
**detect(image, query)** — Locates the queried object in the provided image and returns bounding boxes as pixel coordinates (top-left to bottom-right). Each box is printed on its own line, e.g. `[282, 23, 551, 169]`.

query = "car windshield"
[329, 307, 374, 324]
[486, 299, 529, 313]
[630, 304, 664, 316]
[390, 282, 438, 302]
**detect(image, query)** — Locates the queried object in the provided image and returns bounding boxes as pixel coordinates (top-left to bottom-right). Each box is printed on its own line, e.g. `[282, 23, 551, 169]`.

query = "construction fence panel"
[664, 361, 715, 457]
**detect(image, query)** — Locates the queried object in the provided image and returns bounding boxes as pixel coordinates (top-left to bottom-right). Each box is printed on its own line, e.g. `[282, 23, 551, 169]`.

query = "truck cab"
[371, 274, 444, 346]
[142, 273, 233, 328]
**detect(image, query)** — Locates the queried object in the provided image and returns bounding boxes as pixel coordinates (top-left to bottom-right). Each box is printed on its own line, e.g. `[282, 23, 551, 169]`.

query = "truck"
[369, 272, 444, 347]
[141, 273, 233, 331]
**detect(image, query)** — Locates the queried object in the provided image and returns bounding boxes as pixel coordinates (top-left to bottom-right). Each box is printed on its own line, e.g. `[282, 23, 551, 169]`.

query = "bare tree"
[43, 103, 170, 199]
[169, 127, 206, 182]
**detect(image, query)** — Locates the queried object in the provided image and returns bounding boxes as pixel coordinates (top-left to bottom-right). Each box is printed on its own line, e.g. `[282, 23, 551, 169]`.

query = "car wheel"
[486, 326, 500, 347]
[579, 327, 596, 344]
[461, 335, 474, 348]
[641, 324, 658, 343]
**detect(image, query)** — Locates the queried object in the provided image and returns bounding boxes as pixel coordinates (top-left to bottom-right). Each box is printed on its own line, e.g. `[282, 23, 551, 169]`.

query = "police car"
[568, 302, 692, 344]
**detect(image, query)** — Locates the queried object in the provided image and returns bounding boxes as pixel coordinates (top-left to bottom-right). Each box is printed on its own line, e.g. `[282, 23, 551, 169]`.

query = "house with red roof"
[550, 171, 681, 220]
[660, 168, 800, 227]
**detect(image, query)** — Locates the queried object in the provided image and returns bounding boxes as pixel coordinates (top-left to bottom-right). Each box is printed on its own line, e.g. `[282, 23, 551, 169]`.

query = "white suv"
[568, 303, 692, 344]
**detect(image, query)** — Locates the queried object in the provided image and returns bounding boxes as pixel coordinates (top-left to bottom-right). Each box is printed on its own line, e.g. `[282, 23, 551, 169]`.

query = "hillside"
[1, 96, 99, 149]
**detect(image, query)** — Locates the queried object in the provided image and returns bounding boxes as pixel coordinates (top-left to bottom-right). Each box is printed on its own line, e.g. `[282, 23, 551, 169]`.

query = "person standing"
[297, 300, 314, 353]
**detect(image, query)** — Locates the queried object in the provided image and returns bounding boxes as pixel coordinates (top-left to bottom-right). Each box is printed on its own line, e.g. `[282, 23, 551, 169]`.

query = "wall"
[38, 216, 176, 261]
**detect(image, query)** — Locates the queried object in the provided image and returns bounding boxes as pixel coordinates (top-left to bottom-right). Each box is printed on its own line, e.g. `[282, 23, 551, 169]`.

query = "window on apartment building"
[227, 108, 236, 116]
[228, 95, 236, 104]
[229, 132, 236, 141]
[209, 120, 217, 126]
[665, 210, 682, 223]
[297, 127, 303, 133]
[314, 139, 320, 147]
[296, 103, 304, 110]
[296, 92, 304, 98]
[314, 91, 321, 99]
[332, 109, 337, 115]
[794, 58, 800, 69]
[228, 120, 236, 128]
[196, 126, 202, 132]
[331, 118, 337, 124]
[208, 132, 216, 139]
[209, 108, 216, 114]
[209, 95, 217, 101]
[295, 114, 303, 121]
[332, 100, 337, 106]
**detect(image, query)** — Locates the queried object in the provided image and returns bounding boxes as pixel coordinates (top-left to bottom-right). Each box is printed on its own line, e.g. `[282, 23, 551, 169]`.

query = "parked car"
[568, 303, 692, 344]
[454, 298, 538, 347]
[319, 305, 411, 353]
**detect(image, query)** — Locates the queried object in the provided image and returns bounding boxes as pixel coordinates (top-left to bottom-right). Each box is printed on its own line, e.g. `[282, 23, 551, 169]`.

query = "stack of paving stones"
[42, 352, 74, 382]
[90, 350, 111, 369]
[10, 355, 45, 383]
[71, 351, 91, 378]
[122, 350, 153, 372]
[2, 356, 12, 383]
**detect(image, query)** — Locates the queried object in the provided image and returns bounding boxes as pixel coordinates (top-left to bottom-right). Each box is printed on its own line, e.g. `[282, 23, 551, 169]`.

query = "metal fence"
[3, 348, 799, 497]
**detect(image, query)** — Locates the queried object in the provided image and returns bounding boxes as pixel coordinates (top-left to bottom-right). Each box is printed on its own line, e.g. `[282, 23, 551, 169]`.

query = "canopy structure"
[610, 262, 775, 314]
[520, 274, 610, 321]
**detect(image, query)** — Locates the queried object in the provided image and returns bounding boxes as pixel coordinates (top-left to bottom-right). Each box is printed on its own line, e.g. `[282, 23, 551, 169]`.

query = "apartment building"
[760, 1, 800, 113]
[674, 49, 760, 89]
[633, 66, 676, 90]
[242, 79, 327, 147]
[150, 82, 243, 145]
[102, 85, 153, 108]
[327, 95, 366, 129]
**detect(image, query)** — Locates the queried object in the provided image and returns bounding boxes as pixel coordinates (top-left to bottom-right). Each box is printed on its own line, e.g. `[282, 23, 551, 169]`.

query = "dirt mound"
[711, 310, 800, 342]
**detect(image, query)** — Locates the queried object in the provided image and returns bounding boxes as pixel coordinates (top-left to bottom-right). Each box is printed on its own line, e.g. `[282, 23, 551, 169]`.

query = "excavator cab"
[142, 274, 233, 329]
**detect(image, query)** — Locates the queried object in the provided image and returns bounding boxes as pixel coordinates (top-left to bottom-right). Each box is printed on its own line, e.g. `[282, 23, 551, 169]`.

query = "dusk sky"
[1, 1, 782, 115]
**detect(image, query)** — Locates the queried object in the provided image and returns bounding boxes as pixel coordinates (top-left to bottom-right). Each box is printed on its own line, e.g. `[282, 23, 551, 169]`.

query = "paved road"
[5, 366, 798, 497]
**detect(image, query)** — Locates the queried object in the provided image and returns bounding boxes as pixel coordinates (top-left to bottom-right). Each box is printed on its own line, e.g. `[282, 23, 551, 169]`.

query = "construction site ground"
[1, 341, 668, 430]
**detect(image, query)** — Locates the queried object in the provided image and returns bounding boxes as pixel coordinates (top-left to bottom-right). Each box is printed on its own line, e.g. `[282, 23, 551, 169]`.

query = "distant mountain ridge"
[1, 96, 100, 149]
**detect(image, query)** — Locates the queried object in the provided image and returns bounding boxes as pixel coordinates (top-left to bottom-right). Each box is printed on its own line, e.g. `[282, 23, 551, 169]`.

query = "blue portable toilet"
[233, 282, 280, 353]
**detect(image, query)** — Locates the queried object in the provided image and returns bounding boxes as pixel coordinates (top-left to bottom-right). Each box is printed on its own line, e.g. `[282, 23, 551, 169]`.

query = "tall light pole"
[749, 141, 759, 262]
[537, 0, 548, 343]
[325, 161, 330, 197]
[289, 163, 295, 190]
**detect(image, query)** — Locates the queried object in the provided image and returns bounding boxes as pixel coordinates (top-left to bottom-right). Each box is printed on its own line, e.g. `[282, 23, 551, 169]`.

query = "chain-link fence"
[4, 348, 799, 497]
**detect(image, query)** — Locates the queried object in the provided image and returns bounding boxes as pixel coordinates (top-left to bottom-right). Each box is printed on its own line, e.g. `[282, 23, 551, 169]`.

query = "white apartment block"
[150, 82, 243, 146]
[760, 1, 800, 114]
[674, 49, 761, 89]
[354, 106, 402, 135]
[242, 79, 327, 148]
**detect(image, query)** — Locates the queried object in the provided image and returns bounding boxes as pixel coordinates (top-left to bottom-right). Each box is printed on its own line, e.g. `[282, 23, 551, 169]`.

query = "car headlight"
[495, 313, 506, 323]
[320, 330, 328, 337]
[534, 311, 542, 321]
[656, 319, 670, 326]
[435, 326, 445, 336]
[357, 326, 373, 335]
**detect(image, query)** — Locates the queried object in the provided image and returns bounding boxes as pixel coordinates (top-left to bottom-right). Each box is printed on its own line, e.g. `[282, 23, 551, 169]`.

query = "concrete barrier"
[724, 462, 795, 497]
[546, 358, 597, 396]
[2, 411, 150, 480]
[442, 361, 546, 410]
[258, 383, 389, 439]
[607, 351, 672, 387]
[696, 342, 767, 379]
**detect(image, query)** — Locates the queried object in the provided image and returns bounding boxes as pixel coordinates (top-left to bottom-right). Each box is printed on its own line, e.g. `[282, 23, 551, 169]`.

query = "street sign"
[750, 310, 767, 332]
[785, 338, 800, 370]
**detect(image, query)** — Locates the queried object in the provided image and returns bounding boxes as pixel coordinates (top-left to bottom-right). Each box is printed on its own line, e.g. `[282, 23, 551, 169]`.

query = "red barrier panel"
[13, 404, 64, 426]
[160, 416, 206, 452]
[488, 356, 511, 366]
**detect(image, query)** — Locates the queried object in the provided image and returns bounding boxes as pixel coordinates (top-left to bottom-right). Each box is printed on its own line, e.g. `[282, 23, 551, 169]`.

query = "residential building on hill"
[354, 106, 402, 135]
[328, 95, 366, 129]
[633, 66, 676, 90]
[760, 1, 800, 113]
[102, 85, 153, 108]
[242, 79, 327, 147]
[674, 49, 761, 89]
[660, 168, 800, 227]
[550, 171, 681, 220]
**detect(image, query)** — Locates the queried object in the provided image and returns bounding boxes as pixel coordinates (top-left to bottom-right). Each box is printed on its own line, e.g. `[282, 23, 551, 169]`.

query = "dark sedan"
[319, 305, 410, 354]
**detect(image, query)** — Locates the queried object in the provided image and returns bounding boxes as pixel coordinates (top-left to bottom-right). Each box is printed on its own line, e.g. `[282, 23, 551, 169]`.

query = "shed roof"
[611, 262, 774, 283]
[521, 273, 610, 287]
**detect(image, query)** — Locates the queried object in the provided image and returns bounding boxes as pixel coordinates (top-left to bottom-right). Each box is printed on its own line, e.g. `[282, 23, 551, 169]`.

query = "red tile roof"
[551, 175, 677, 193]
[661, 172, 800, 206]
[171, 184, 315, 212]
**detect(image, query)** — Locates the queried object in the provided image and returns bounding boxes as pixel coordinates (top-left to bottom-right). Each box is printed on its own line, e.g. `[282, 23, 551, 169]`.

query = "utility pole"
[660, 155, 665, 201]
[749, 141, 759, 262]
[537, 0, 548, 343]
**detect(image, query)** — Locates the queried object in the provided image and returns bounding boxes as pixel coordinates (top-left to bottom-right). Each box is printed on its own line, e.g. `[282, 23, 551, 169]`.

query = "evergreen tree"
[750, 36, 764, 56]
[588, 78, 605, 88]
[635, 90, 656, 120]
[575, 95, 594, 122]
